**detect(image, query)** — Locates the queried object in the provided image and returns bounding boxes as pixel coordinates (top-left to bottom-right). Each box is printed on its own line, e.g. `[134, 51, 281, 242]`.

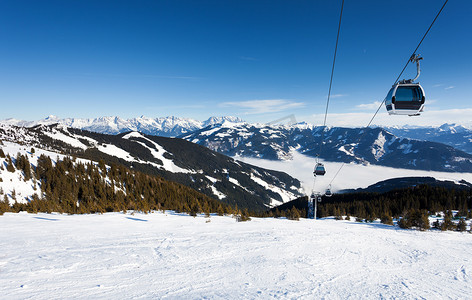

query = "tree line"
[318, 184, 472, 220]
[0, 150, 238, 217]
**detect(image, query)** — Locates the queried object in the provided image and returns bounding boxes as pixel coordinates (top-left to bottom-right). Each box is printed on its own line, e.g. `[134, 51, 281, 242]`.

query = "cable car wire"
[312, 0, 344, 185]
[322, 0, 344, 130]
[312, 0, 344, 195]
[394, 0, 449, 85]
[327, 0, 449, 187]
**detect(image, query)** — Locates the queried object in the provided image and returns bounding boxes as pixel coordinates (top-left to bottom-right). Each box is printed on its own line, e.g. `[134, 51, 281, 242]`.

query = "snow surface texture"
[0, 212, 471, 299]
[237, 151, 472, 194]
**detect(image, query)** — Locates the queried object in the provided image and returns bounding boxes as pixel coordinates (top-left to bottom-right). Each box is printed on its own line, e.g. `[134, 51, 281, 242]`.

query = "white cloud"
[330, 94, 347, 98]
[219, 99, 305, 115]
[445, 86, 455, 90]
[307, 108, 472, 128]
[354, 101, 383, 111]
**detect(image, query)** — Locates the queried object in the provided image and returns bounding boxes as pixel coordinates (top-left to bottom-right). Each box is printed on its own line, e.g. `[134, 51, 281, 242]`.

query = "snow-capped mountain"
[1, 115, 244, 137]
[4, 116, 472, 157]
[384, 123, 472, 155]
[0, 124, 303, 210]
[4, 115, 472, 172]
[181, 123, 472, 173]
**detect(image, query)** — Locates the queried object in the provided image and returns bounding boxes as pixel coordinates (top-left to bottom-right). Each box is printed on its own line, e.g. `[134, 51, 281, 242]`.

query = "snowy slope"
[0, 212, 470, 299]
[0, 124, 303, 210]
[0, 141, 93, 204]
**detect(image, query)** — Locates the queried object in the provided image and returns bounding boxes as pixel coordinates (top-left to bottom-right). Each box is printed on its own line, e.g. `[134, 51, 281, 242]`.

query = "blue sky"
[1, 0, 470, 126]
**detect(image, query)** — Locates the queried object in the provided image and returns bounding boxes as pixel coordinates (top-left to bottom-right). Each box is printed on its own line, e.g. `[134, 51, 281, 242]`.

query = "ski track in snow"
[0, 212, 471, 299]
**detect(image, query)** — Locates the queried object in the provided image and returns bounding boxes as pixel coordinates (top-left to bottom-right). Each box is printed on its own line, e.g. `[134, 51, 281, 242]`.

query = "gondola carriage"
[313, 163, 326, 176]
[385, 54, 425, 116]
[385, 81, 425, 116]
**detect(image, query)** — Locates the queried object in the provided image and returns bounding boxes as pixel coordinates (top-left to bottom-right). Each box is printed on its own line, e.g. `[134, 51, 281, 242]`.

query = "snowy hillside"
[0, 212, 470, 299]
[0, 141, 94, 204]
[0, 124, 303, 210]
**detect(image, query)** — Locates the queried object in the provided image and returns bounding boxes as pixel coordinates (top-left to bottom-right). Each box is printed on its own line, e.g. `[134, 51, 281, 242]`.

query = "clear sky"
[1, 0, 470, 127]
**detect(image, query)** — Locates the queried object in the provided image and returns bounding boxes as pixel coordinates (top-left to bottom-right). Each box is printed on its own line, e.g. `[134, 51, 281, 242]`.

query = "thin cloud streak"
[354, 101, 383, 111]
[220, 99, 305, 115]
[308, 108, 472, 128]
[330, 94, 347, 98]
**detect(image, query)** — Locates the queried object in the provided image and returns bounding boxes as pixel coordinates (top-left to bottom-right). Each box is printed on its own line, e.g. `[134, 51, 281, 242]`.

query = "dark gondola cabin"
[325, 188, 332, 197]
[314, 163, 326, 176]
[385, 82, 425, 116]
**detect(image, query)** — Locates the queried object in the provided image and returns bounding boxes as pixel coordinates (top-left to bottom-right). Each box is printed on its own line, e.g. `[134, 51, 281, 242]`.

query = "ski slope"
[0, 212, 470, 299]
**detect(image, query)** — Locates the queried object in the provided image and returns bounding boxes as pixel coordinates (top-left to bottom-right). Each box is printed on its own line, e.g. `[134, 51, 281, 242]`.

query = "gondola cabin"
[325, 188, 332, 197]
[385, 82, 425, 116]
[314, 163, 326, 176]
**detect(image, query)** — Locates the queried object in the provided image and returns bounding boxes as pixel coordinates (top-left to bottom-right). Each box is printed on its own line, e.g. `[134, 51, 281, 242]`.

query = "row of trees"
[319, 185, 472, 220]
[319, 186, 472, 231]
[1, 151, 237, 217]
[2, 147, 472, 231]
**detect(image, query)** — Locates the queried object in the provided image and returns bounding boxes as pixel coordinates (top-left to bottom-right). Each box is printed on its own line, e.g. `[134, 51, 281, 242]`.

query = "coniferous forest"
[318, 185, 472, 220]
[1, 147, 472, 231]
[268, 185, 472, 231]
[0, 152, 233, 217]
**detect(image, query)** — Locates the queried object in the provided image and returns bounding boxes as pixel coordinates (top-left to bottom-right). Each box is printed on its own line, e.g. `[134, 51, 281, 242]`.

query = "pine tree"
[240, 208, 251, 222]
[380, 214, 394, 225]
[0, 194, 9, 215]
[217, 204, 224, 216]
[441, 211, 455, 231]
[288, 206, 300, 221]
[6, 155, 15, 172]
[0, 148, 5, 158]
[432, 219, 441, 229]
[398, 217, 410, 229]
[456, 218, 467, 232]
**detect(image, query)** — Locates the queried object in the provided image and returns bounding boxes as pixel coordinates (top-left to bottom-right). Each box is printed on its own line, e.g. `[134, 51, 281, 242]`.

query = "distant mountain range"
[384, 123, 472, 155]
[1, 115, 243, 137]
[181, 123, 472, 173]
[2, 116, 472, 173]
[0, 123, 303, 211]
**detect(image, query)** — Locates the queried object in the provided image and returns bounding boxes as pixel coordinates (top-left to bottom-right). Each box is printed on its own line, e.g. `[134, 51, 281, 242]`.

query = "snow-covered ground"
[0, 212, 470, 299]
[237, 151, 472, 194]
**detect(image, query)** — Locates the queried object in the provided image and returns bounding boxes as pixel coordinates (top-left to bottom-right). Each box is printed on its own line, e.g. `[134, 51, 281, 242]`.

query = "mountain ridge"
[0, 123, 303, 211]
[181, 123, 472, 173]
[3, 116, 472, 155]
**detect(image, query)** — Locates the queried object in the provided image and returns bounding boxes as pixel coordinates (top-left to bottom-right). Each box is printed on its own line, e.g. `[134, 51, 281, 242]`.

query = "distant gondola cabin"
[314, 163, 326, 176]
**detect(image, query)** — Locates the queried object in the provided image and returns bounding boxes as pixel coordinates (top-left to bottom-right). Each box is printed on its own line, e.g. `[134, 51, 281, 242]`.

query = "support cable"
[328, 0, 448, 186]
[318, 0, 345, 157]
